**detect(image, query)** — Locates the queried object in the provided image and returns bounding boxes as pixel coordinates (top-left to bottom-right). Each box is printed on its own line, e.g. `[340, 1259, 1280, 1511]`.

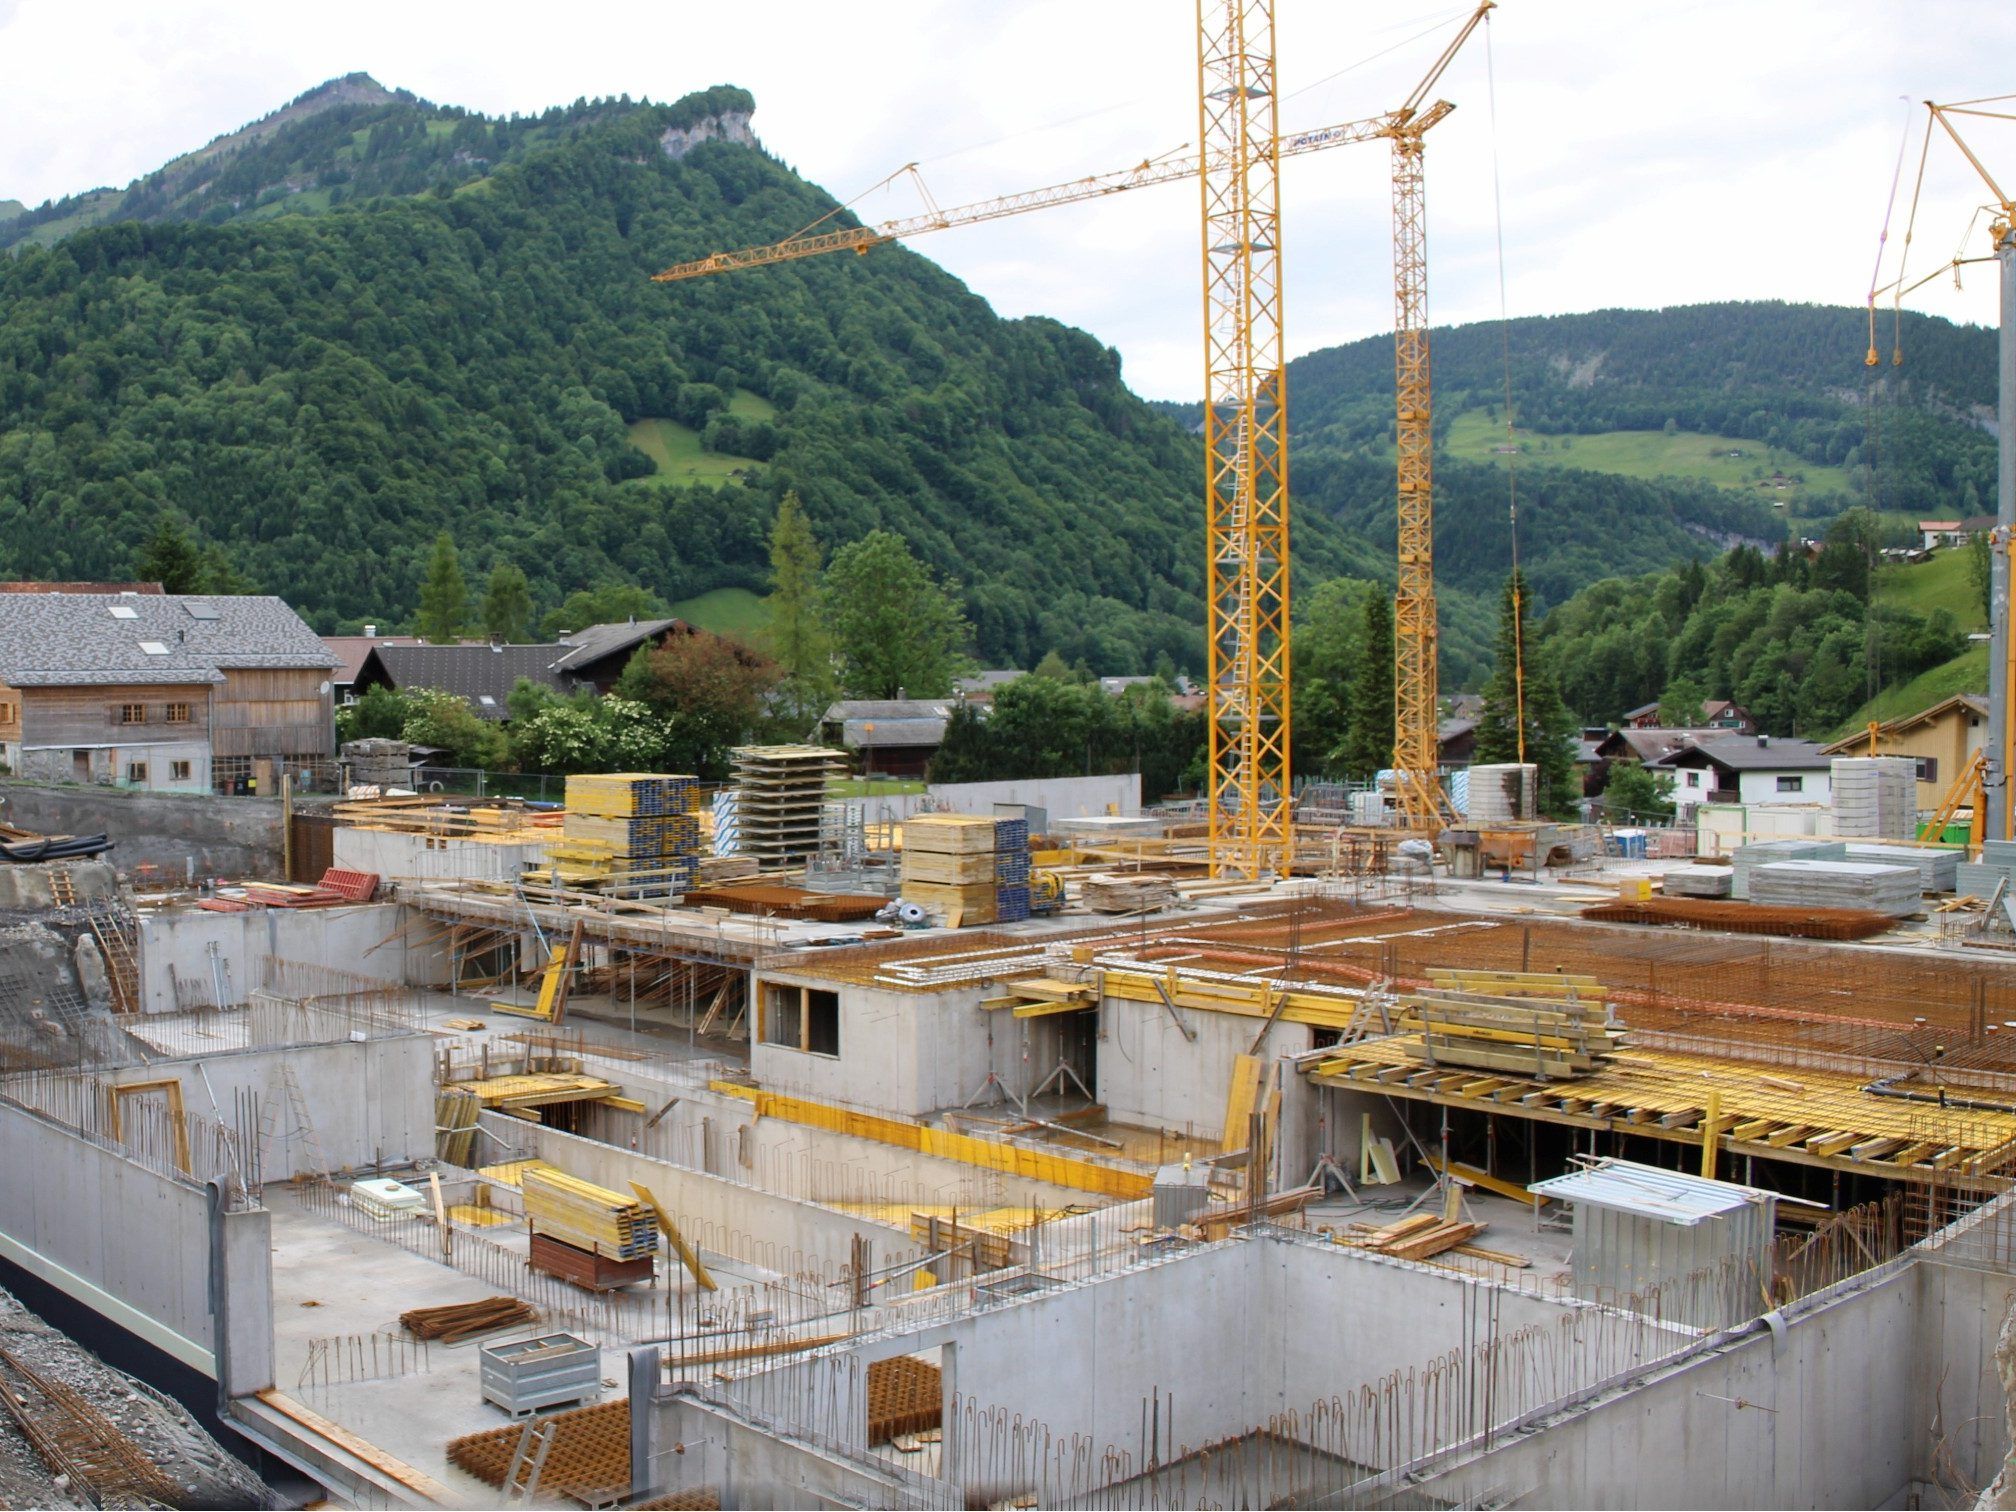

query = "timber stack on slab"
[730, 745, 846, 870]
[521, 1167, 661, 1260]
[1403, 970, 1623, 1080]
[541, 773, 701, 897]
[902, 814, 1004, 925]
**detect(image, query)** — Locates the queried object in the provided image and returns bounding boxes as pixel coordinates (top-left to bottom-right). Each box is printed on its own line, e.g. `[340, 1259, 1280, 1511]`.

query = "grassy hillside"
[669, 586, 771, 638]
[1828, 545, 1991, 733]
[1440, 410, 1854, 500]
[1840, 642, 1989, 731]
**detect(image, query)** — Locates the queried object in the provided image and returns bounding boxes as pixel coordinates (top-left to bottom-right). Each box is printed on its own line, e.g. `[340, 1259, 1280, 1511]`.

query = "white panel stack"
[1748, 860, 1921, 917]
[1830, 757, 1917, 839]
[1662, 865, 1734, 898]
[1467, 764, 1537, 824]
[1844, 842, 1957, 895]
[1730, 839, 1844, 900]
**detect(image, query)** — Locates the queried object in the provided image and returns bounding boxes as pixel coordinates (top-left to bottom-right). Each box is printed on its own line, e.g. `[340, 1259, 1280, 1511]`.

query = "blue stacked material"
[995, 884, 1031, 922]
[994, 848, 1031, 884]
[993, 817, 1029, 851]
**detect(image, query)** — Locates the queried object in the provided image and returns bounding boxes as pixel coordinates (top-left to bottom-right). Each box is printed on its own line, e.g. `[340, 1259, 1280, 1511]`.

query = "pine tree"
[480, 562, 534, 643]
[133, 516, 206, 594]
[766, 491, 833, 720]
[1341, 594, 1396, 777]
[416, 532, 470, 643]
[1475, 569, 1581, 816]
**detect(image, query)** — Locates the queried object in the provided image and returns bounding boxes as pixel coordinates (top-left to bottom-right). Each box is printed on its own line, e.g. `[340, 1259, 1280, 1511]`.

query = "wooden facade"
[16, 682, 213, 748]
[209, 668, 333, 759]
[0, 677, 19, 747]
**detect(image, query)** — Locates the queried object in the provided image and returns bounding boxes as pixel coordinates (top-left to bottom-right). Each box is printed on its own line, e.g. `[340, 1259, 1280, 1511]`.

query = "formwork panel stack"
[1831, 757, 1916, 839]
[994, 815, 1032, 922]
[730, 745, 847, 870]
[546, 773, 700, 897]
[902, 814, 1002, 925]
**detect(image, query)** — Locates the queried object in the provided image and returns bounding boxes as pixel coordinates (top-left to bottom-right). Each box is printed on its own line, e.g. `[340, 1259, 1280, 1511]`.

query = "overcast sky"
[1, 0, 2010, 399]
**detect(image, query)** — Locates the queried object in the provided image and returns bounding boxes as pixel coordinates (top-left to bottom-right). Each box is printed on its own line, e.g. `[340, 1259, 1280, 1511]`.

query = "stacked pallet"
[1405, 978, 1622, 1080]
[1083, 873, 1178, 913]
[1729, 839, 1844, 900]
[543, 774, 701, 897]
[434, 1087, 482, 1167]
[994, 816, 1032, 922]
[1959, 839, 2016, 903]
[1660, 864, 1733, 899]
[1831, 757, 1917, 839]
[731, 745, 846, 869]
[902, 814, 1004, 925]
[350, 1177, 427, 1221]
[1845, 842, 1958, 894]
[521, 1168, 660, 1260]
[1748, 859, 1922, 917]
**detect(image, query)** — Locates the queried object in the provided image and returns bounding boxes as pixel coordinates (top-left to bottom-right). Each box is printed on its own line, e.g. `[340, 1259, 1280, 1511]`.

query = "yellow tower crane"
[652, 9, 1489, 872]
[1384, 1, 1494, 833]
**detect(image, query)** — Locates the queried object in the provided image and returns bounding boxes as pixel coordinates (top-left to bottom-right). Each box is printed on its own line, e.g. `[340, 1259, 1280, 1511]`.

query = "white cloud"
[2, 0, 2009, 397]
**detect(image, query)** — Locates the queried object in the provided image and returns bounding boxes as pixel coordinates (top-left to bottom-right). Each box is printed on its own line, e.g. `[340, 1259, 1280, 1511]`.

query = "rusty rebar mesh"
[681, 884, 886, 922]
[866, 1356, 942, 1445]
[634, 1491, 723, 1511]
[447, 1399, 629, 1499]
[1580, 899, 1898, 940]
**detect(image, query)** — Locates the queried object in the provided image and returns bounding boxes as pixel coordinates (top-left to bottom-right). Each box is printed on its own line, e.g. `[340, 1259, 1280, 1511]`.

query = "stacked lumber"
[400, 1296, 537, 1343]
[902, 814, 1006, 926]
[730, 745, 846, 870]
[1345, 1213, 1482, 1261]
[541, 773, 701, 897]
[695, 853, 762, 887]
[1083, 873, 1177, 914]
[1403, 976, 1622, 1079]
[521, 1168, 660, 1259]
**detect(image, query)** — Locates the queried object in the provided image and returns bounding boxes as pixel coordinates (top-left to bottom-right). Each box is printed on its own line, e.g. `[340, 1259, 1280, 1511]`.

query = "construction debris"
[1083, 873, 1178, 913]
[1342, 1213, 1485, 1262]
[1404, 972, 1623, 1079]
[399, 1296, 538, 1344]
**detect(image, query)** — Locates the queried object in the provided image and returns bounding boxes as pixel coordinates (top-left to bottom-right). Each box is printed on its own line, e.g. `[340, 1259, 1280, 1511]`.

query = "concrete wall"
[750, 975, 1052, 1119]
[104, 1034, 436, 1178]
[1097, 995, 1306, 1143]
[136, 900, 435, 1012]
[648, 1388, 947, 1510]
[925, 773, 1142, 821]
[481, 1113, 922, 1284]
[0, 1096, 273, 1388]
[0, 779, 281, 878]
[331, 825, 547, 885]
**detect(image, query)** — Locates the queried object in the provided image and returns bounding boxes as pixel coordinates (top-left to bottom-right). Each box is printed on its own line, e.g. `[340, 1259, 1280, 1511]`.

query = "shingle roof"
[1654, 734, 1833, 772]
[549, 619, 688, 675]
[821, 699, 951, 748]
[356, 643, 568, 719]
[0, 593, 337, 687]
[321, 635, 427, 686]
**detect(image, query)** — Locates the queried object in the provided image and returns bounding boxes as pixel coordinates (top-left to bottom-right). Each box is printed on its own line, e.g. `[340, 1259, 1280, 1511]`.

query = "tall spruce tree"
[766, 491, 833, 722]
[480, 562, 534, 643]
[1341, 594, 1397, 778]
[416, 532, 470, 643]
[1474, 569, 1581, 816]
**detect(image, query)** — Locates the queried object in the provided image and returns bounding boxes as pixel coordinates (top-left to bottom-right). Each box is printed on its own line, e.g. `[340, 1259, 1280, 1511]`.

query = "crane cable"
[1484, 10, 1525, 764]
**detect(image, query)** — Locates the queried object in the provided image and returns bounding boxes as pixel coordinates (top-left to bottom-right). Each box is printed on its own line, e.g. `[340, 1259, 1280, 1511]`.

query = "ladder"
[86, 905, 142, 1015]
[256, 1061, 334, 1184]
[502, 1417, 556, 1504]
[1337, 980, 1397, 1045]
[46, 866, 75, 907]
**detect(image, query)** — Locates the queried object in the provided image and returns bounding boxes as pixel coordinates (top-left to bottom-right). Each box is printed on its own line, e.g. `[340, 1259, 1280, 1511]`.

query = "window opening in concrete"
[805, 989, 840, 1056]
[763, 983, 803, 1050]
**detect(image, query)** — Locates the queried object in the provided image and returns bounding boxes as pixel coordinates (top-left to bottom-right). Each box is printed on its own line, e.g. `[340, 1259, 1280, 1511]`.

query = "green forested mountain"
[0, 82, 1401, 669]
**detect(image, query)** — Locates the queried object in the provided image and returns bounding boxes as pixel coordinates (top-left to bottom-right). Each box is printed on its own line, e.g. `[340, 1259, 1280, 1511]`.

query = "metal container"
[1152, 1163, 1213, 1231]
[479, 1332, 601, 1416]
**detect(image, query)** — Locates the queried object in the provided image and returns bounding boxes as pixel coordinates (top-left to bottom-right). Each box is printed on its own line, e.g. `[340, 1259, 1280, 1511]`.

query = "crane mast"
[1196, 0, 1292, 879]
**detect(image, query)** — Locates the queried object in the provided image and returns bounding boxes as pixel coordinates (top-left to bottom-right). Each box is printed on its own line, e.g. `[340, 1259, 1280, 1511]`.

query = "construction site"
[0, 6, 2008, 1512]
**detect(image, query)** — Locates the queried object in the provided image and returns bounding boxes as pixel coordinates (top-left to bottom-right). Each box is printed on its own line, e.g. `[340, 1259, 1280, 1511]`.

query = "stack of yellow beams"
[521, 1167, 660, 1259]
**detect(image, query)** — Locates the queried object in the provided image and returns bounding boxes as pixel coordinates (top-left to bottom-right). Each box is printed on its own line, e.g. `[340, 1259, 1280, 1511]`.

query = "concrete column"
[1990, 241, 2016, 841]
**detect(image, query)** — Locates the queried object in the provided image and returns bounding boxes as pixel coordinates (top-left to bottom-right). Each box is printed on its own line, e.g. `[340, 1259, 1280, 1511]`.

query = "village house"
[1819, 691, 1985, 809]
[1652, 732, 1833, 815]
[0, 592, 337, 794]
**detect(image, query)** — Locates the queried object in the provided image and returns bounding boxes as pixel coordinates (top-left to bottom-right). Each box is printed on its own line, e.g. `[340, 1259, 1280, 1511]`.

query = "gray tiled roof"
[837, 717, 946, 748]
[356, 643, 568, 719]
[0, 593, 337, 687]
[1653, 734, 1833, 772]
[549, 619, 687, 675]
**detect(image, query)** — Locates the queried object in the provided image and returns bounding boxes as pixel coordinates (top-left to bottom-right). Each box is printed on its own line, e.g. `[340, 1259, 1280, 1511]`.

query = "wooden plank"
[629, 1180, 717, 1293]
[1421, 1153, 1549, 1207]
[1221, 1054, 1265, 1150]
[253, 1390, 456, 1503]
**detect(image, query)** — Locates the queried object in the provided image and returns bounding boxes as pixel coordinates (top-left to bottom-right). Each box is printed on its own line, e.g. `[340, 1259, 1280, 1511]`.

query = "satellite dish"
[318, 681, 332, 695]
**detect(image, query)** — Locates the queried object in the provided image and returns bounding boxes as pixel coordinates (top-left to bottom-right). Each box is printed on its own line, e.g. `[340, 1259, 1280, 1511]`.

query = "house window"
[1684, 770, 1701, 788]
[1916, 757, 1939, 785]
[118, 704, 146, 725]
[164, 703, 191, 723]
[125, 761, 148, 785]
[761, 982, 840, 1057]
[1776, 775, 1804, 793]
[170, 760, 192, 782]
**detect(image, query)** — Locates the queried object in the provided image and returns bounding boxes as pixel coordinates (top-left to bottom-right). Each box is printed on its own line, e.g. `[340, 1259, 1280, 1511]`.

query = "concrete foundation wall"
[0, 1097, 273, 1387]
[649, 1390, 945, 1509]
[105, 1034, 435, 1178]
[479, 1114, 923, 1285]
[1097, 997, 1304, 1142]
[0, 780, 282, 878]
[331, 826, 547, 885]
[137, 901, 424, 1012]
[925, 773, 1142, 820]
